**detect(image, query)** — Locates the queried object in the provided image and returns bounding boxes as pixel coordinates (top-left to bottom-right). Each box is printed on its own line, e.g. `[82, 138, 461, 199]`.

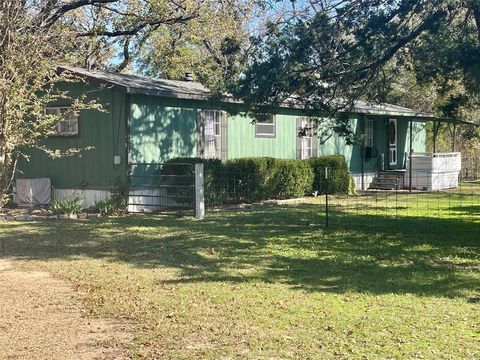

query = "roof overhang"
[57, 66, 478, 126]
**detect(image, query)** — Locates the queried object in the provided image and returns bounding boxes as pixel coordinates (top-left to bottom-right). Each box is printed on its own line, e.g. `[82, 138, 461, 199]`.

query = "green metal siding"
[317, 116, 361, 172]
[317, 116, 426, 174]
[128, 94, 198, 163]
[17, 83, 126, 190]
[227, 113, 297, 159]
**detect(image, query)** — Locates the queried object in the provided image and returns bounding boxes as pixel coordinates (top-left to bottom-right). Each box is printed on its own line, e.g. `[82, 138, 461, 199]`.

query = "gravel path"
[0, 259, 129, 359]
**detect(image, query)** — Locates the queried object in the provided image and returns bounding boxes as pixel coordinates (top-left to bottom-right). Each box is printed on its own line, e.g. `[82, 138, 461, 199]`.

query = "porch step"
[369, 171, 405, 190]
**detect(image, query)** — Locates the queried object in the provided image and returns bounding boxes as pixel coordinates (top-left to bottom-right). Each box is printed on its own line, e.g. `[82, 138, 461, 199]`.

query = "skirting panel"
[53, 189, 111, 209]
[351, 173, 376, 190]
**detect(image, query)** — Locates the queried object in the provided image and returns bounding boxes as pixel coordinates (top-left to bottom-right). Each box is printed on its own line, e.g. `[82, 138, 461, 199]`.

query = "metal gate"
[127, 162, 198, 214]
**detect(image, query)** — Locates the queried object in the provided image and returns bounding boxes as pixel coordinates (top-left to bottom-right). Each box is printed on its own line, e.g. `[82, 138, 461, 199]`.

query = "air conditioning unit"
[15, 178, 52, 207]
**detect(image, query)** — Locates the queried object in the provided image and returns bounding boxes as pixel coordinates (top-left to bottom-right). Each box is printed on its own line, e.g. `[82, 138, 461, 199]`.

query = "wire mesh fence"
[320, 181, 480, 231]
[203, 161, 479, 232]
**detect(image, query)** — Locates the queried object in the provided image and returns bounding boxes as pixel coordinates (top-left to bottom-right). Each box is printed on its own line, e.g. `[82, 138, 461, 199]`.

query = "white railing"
[405, 152, 461, 191]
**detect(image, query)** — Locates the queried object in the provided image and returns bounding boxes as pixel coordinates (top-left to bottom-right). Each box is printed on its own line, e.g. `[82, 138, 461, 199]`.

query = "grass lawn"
[1, 185, 479, 359]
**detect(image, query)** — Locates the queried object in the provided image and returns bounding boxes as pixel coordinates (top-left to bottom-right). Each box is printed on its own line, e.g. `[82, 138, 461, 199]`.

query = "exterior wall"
[317, 116, 361, 171]
[17, 80, 428, 202]
[16, 82, 126, 193]
[126, 96, 427, 179]
[227, 113, 298, 159]
[128, 94, 199, 163]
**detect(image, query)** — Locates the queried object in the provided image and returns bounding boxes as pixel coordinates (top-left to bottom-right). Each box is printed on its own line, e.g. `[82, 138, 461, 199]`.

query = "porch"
[356, 114, 475, 191]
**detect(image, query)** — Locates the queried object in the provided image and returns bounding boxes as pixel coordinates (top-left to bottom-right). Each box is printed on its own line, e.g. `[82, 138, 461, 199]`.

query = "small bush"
[270, 159, 314, 199]
[91, 197, 122, 215]
[49, 196, 83, 215]
[90, 184, 127, 215]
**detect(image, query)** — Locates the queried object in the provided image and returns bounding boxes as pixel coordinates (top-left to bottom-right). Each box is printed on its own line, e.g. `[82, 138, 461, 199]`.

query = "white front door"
[388, 119, 397, 166]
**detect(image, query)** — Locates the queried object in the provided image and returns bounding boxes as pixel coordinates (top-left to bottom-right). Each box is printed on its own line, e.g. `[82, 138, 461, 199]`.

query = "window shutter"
[311, 119, 318, 158]
[196, 111, 205, 158]
[296, 117, 302, 159]
[220, 111, 228, 162]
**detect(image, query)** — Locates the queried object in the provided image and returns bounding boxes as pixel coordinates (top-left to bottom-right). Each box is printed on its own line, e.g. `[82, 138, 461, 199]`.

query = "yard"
[0, 185, 479, 359]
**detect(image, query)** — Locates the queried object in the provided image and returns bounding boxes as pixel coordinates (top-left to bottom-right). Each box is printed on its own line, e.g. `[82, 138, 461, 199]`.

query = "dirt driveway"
[0, 259, 130, 360]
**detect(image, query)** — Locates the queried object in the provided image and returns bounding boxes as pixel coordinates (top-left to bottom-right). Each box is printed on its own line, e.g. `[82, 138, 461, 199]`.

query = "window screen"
[255, 115, 276, 137]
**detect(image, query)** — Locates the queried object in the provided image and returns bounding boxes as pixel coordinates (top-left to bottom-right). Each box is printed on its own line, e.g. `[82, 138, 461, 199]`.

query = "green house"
[17, 66, 434, 207]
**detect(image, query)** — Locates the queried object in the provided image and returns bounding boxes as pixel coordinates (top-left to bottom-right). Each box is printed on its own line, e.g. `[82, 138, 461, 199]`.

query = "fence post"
[325, 167, 329, 227]
[194, 163, 205, 220]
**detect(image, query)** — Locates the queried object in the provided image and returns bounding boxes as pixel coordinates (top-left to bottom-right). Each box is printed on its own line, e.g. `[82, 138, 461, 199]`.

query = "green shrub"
[49, 196, 83, 215]
[164, 155, 351, 206]
[224, 157, 277, 202]
[270, 159, 314, 199]
[91, 195, 125, 215]
[308, 155, 351, 194]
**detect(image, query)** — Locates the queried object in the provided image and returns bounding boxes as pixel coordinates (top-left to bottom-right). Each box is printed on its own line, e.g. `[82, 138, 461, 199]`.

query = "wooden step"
[368, 176, 400, 190]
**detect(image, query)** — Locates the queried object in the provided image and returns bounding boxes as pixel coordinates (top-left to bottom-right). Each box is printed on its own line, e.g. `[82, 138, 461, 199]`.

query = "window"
[203, 110, 223, 159]
[255, 115, 276, 138]
[365, 118, 374, 147]
[299, 117, 313, 159]
[46, 107, 79, 136]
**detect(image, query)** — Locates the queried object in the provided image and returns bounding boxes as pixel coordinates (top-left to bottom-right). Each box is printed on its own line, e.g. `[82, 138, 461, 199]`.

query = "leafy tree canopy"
[231, 0, 480, 139]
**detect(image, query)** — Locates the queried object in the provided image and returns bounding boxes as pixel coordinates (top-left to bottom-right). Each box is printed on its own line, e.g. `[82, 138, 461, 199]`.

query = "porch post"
[432, 121, 436, 153]
[409, 120, 413, 192]
[452, 123, 456, 152]
[361, 144, 365, 191]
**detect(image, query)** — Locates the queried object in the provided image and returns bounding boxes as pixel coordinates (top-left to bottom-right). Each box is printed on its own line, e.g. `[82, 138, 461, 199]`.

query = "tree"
[231, 0, 480, 140]
[0, 1, 71, 204]
[135, 1, 254, 88]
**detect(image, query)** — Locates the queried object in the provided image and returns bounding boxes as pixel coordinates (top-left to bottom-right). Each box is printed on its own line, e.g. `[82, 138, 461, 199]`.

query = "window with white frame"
[46, 107, 79, 136]
[300, 117, 313, 159]
[255, 115, 276, 138]
[365, 118, 374, 147]
[203, 110, 222, 159]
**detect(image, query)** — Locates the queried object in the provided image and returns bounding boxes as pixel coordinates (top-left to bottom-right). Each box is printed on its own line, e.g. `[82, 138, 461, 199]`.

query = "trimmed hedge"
[308, 155, 351, 194]
[224, 157, 276, 202]
[271, 159, 314, 199]
[164, 155, 352, 206]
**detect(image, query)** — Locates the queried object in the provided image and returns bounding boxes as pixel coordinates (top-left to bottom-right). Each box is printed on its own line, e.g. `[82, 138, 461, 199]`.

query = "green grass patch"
[0, 186, 479, 359]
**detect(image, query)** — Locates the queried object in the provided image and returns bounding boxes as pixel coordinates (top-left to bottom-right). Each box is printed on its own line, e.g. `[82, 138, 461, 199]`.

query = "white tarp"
[16, 178, 52, 206]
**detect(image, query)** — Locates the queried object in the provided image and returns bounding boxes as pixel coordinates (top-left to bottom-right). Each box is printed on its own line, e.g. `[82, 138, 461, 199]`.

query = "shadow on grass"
[1, 203, 479, 298]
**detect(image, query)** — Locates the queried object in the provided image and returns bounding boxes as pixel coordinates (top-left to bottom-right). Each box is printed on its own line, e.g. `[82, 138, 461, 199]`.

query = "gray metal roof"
[348, 100, 435, 119]
[59, 66, 210, 100]
[59, 66, 474, 123]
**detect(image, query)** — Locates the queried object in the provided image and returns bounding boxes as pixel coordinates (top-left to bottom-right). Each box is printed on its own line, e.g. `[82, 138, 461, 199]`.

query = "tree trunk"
[0, 142, 8, 207]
